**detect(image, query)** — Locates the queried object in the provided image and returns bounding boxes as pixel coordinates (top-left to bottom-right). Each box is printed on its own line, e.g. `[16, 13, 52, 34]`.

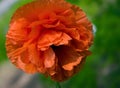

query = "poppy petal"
[25, 63, 37, 74]
[53, 45, 83, 71]
[6, 18, 29, 43]
[55, 23, 80, 40]
[44, 47, 55, 68]
[38, 30, 71, 51]
[28, 43, 41, 66]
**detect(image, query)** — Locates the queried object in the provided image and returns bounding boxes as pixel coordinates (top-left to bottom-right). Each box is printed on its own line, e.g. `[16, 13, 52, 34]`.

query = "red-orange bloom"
[6, 0, 93, 82]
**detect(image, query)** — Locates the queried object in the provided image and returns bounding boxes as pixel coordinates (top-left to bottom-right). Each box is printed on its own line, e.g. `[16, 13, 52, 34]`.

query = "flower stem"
[56, 82, 61, 88]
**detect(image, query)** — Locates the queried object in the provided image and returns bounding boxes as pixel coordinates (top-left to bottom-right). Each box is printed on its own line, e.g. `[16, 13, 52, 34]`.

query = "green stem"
[56, 82, 61, 88]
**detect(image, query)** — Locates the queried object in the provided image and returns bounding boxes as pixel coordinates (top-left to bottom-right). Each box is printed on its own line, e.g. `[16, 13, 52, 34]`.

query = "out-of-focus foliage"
[0, 0, 120, 88]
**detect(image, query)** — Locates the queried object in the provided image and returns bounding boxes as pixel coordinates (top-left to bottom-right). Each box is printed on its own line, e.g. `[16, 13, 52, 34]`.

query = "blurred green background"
[0, 0, 120, 88]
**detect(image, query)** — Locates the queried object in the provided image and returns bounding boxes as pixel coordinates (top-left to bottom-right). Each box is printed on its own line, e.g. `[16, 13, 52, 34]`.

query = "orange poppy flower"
[6, 0, 93, 82]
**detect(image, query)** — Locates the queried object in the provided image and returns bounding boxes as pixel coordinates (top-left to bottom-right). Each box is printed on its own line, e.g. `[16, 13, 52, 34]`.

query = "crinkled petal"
[53, 45, 82, 71]
[28, 43, 41, 66]
[20, 49, 30, 64]
[11, 0, 47, 22]
[55, 23, 80, 40]
[38, 30, 71, 50]
[6, 18, 29, 44]
[54, 32, 72, 46]
[50, 58, 84, 82]
[43, 47, 55, 68]
[69, 39, 85, 51]
[25, 63, 37, 74]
